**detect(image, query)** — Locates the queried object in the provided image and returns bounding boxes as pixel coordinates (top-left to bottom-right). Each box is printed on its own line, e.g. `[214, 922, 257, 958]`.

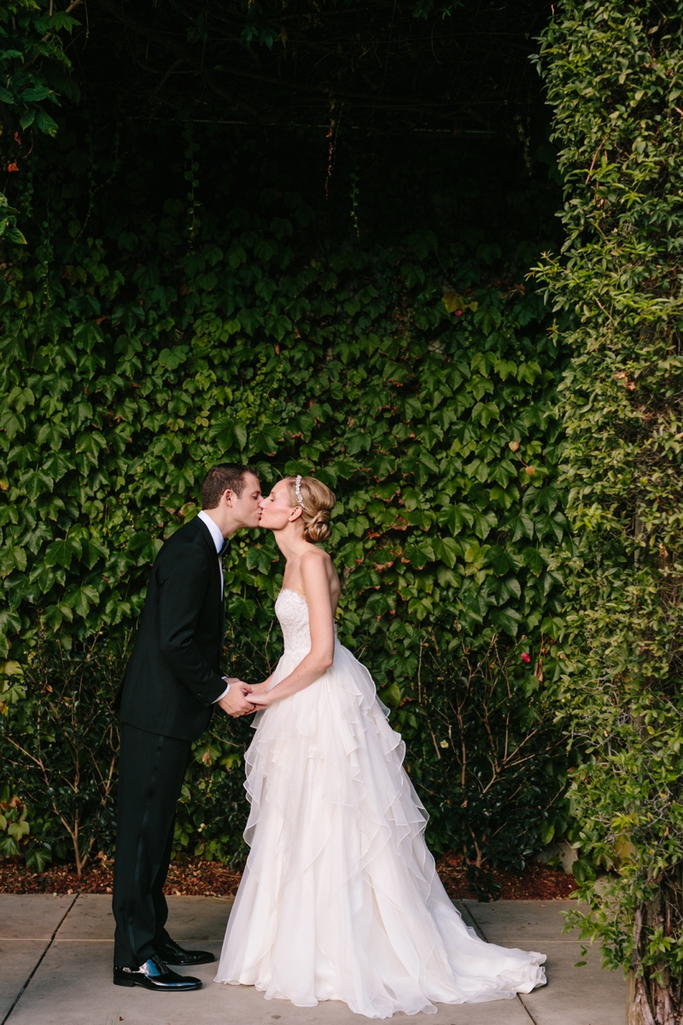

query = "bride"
[214, 475, 546, 1018]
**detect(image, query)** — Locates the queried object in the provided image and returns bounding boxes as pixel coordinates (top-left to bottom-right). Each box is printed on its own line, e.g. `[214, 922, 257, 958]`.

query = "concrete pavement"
[0, 894, 625, 1025]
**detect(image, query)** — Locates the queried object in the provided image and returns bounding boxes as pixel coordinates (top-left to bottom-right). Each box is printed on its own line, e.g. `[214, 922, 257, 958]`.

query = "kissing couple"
[112, 463, 547, 1019]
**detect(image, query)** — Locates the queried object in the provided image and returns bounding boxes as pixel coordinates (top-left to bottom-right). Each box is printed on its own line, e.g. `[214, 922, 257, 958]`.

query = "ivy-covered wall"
[0, 0, 573, 880]
[0, 203, 570, 875]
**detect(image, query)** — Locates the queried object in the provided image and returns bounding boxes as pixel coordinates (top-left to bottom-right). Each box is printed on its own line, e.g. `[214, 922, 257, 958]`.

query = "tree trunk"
[629, 868, 683, 1025]
[627, 971, 681, 1025]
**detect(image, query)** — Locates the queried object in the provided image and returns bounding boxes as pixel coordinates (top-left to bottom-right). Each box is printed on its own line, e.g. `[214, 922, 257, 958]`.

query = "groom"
[112, 464, 262, 992]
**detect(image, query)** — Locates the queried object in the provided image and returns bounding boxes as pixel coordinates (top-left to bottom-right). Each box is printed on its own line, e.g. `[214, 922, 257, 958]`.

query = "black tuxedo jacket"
[117, 516, 227, 741]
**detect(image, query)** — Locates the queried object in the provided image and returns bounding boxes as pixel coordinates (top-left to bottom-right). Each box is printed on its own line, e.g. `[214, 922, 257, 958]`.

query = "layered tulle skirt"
[214, 640, 546, 1018]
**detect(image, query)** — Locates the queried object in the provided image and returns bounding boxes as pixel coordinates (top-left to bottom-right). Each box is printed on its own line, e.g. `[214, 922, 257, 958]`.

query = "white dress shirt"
[197, 510, 230, 703]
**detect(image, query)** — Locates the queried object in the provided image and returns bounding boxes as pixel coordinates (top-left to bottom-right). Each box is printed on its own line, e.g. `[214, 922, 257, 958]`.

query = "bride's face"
[259, 480, 300, 531]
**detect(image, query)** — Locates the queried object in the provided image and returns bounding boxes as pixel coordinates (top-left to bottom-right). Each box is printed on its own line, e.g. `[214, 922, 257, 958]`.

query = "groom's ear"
[220, 488, 234, 507]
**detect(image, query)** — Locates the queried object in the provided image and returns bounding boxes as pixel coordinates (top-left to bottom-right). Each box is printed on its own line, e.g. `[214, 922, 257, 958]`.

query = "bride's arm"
[249, 553, 335, 707]
[246, 674, 273, 695]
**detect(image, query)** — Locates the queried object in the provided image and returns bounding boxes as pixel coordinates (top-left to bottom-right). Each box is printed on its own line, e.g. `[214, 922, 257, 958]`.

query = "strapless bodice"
[275, 588, 338, 658]
[275, 588, 313, 657]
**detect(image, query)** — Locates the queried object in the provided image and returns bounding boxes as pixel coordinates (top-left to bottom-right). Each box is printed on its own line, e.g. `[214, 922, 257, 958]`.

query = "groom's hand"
[218, 680, 256, 718]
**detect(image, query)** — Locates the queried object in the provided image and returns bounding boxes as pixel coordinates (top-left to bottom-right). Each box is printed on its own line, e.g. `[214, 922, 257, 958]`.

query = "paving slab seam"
[1, 893, 79, 1025]
[517, 995, 540, 1025]
[465, 903, 538, 1025]
[463, 903, 490, 942]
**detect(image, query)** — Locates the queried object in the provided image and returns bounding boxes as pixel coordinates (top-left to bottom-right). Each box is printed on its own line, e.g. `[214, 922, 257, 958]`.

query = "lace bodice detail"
[275, 589, 313, 657]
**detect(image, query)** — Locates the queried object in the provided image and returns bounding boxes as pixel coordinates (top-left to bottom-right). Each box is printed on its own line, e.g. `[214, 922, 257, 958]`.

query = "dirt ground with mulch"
[435, 850, 578, 900]
[0, 852, 577, 900]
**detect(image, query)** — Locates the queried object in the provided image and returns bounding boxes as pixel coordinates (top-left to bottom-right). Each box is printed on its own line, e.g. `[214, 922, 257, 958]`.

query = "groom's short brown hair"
[201, 464, 259, 509]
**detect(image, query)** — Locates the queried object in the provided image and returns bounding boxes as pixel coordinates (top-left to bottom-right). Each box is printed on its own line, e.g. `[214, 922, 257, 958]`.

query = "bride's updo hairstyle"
[286, 476, 336, 543]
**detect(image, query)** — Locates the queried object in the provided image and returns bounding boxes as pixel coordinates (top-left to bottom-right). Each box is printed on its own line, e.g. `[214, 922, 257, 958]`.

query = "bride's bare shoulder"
[302, 543, 331, 561]
[300, 546, 332, 574]
[301, 546, 339, 589]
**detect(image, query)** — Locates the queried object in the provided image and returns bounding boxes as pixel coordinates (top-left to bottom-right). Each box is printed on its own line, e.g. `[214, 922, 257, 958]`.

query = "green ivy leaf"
[44, 537, 81, 570]
[35, 110, 58, 135]
[490, 605, 522, 636]
[67, 584, 100, 619]
[474, 306, 502, 336]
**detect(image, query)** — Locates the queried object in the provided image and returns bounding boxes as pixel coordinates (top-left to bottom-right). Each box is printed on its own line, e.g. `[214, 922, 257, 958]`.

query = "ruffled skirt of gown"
[214, 598, 546, 1018]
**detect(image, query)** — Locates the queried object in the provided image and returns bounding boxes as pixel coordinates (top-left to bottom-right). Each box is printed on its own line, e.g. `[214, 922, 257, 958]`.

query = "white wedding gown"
[214, 588, 546, 1017]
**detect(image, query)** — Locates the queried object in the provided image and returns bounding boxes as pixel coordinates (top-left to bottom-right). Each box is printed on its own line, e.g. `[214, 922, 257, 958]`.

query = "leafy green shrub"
[0, 642, 119, 873]
[407, 637, 570, 873]
[536, 0, 683, 1018]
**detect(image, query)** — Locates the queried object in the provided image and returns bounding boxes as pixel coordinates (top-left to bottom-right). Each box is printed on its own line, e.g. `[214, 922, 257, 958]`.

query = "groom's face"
[230, 473, 263, 529]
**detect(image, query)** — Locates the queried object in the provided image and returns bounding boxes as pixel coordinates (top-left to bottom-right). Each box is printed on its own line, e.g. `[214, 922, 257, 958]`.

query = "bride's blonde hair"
[285, 476, 336, 543]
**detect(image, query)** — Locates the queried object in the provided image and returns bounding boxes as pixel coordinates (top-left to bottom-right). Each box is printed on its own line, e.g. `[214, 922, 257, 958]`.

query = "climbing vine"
[536, 1, 683, 1020]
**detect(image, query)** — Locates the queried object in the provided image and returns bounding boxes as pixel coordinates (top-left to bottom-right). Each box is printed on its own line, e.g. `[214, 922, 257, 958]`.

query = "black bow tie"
[219, 537, 230, 558]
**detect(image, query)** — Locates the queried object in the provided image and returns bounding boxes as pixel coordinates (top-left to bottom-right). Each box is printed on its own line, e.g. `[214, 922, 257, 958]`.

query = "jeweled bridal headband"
[295, 475, 305, 508]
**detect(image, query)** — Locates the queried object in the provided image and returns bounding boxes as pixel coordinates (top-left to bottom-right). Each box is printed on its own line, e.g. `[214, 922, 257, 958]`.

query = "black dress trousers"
[112, 724, 190, 968]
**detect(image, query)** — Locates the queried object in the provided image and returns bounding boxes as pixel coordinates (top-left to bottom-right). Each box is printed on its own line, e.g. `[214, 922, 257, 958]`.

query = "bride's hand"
[246, 681, 269, 695]
[249, 687, 275, 708]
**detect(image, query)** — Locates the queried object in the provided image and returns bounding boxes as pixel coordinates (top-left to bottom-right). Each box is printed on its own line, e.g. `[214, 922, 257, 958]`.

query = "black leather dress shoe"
[113, 954, 202, 991]
[153, 935, 217, 967]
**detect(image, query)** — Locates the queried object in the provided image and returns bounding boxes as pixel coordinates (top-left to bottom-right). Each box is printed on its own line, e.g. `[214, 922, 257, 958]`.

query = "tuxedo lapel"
[194, 516, 222, 599]
[193, 518, 224, 663]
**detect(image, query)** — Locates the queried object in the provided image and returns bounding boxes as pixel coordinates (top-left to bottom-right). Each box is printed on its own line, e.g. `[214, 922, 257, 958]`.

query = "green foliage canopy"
[536, 0, 683, 1015]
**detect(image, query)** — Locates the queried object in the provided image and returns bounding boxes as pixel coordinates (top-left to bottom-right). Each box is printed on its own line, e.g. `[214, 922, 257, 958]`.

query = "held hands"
[245, 681, 275, 709]
[218, 679, 256, 718]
